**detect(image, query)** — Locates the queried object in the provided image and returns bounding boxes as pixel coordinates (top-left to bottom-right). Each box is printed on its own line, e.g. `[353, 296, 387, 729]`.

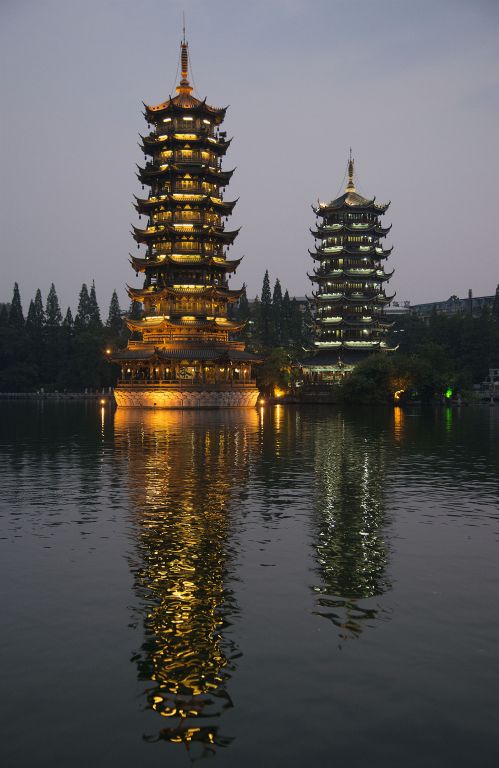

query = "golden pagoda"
[112, 37, 260, 408]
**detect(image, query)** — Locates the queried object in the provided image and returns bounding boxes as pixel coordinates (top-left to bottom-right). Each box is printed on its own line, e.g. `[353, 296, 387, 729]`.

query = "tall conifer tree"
[106, 290, 122, 335]
[8, 283, 24, 328]
[260, 270, 273, 347]
[88, 281, 102, 327]
[26, 289, 45, 331]
[272, 278, 283, 345]
[45, 284, 62, 326]
[75, 284, 91, 329]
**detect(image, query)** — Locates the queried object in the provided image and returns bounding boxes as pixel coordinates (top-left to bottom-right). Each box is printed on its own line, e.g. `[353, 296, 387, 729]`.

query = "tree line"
[234, 269, 312, 351]
[2, 275, 497, 398]
[0, 272, 312, 392]
[0, 282, 125, 391]
[340, 305, 499, 404]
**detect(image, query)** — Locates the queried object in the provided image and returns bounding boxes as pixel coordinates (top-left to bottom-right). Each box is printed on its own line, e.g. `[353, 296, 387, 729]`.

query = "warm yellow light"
[163, 117, 171, 123]
[173, 284, 204, 291]
[274, 387, 286, 398]
[100, 399, 106, 405]
[259, 398, 265, 405]
[105, 348, 111, 354]
[394, 389, 405, 402]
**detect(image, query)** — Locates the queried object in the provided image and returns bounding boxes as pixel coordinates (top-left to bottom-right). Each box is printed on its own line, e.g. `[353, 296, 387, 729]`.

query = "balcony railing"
[117, 380, 257, 389]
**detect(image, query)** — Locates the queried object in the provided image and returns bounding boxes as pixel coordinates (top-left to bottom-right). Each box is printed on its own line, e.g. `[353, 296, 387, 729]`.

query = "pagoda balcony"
[116, 380, 257, 390]
[142, 133, 231, 156]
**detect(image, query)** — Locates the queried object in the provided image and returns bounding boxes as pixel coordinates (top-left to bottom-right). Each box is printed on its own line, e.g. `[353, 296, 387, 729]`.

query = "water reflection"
[114, 409, 258, 757]
[311, 412, 391, 640]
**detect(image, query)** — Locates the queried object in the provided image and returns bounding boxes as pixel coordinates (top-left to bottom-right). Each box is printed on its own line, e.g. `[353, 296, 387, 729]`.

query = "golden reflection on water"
[312, 414, 391, 641]
[393, 406, 405, 441]
[114, 408, 258, 754]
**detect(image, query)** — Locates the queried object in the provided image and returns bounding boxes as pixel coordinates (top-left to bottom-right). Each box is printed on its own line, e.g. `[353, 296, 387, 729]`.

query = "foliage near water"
[1, 277, 498, 397]
[0, 282, 125, 391]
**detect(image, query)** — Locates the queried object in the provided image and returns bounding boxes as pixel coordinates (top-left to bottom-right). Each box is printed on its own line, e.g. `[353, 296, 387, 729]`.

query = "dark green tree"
[43, 284, 64, 388]
[88, 280, 102, 328]
[25, 290, 45, 388]
[237, 283, 250, 320]
[272, 278, 283, 345]
[260, 270, 273, 347]
[45, 283, 62, 326]
[106, 290, 123, 336]
[492, 285, 499, 323]
[75, 284, 92, 329]
[26, 289, 45, 331]
[281, 289, 291, 347]
[288, 298, 303, 347]
[256, 348, 292, 395]
[8, 283, 24, 328]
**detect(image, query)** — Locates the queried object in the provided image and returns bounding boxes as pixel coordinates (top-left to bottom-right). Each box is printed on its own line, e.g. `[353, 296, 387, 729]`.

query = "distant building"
[411, 288, 497, 320]
[385, 300, 411, 318]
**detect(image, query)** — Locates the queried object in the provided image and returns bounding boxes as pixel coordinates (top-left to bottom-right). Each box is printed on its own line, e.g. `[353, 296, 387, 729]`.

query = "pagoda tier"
[137, 164, 234, 186]
[127, 285, 243, 302]
[129, 254, 242, 273]
[140, 133, 232, 156]
[302, 154, 397, 380]
[134, 194, 237, 215]
[131, 223, 240, 245]
[313, 194, 390, 215]
[308, 267, 394, 281]
[308, 246, 393, 261]
[310, 223, 392, 237]
[310, 291, 395, 305]
[112, 38, 260, 408]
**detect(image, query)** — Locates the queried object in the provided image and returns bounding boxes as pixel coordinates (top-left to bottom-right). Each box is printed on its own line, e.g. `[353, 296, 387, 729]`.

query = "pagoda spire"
[177, 20, 192, 95]
[345, 148, 356, 193]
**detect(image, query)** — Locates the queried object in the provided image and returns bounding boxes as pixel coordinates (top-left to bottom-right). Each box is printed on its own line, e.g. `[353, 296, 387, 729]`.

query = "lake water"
[1, 402, 498, 767]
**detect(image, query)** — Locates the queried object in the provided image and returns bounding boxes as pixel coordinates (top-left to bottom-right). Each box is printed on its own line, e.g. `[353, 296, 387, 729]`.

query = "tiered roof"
[113, 37, 256, 364]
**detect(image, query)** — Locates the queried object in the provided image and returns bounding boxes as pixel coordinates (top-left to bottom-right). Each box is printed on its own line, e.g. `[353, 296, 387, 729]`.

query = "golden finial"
[177, 14, 192, 94]
[345, 148, 356, 193]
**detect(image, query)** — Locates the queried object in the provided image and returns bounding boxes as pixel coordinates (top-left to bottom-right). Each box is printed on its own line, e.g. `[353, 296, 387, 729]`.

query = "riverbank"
[0, 391, 114, 401]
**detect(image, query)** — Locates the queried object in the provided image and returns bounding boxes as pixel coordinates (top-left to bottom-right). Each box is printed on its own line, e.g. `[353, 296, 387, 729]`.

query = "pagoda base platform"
[114, 383, 260, 409]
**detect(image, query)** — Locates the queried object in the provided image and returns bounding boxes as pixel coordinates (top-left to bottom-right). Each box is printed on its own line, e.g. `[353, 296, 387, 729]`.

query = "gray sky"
[1, 0, 498, 315]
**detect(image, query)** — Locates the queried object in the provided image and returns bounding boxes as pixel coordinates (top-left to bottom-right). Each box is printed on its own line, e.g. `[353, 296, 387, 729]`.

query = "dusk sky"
[1, 0, 498, 315]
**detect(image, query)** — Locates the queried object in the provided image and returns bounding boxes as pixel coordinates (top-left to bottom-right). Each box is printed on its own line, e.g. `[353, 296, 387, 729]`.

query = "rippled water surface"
[1, 403, 499, 767]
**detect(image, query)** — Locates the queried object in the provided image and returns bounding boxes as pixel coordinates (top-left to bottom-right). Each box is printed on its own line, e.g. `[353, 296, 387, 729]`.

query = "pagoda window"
[154, 211, 172, 222]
